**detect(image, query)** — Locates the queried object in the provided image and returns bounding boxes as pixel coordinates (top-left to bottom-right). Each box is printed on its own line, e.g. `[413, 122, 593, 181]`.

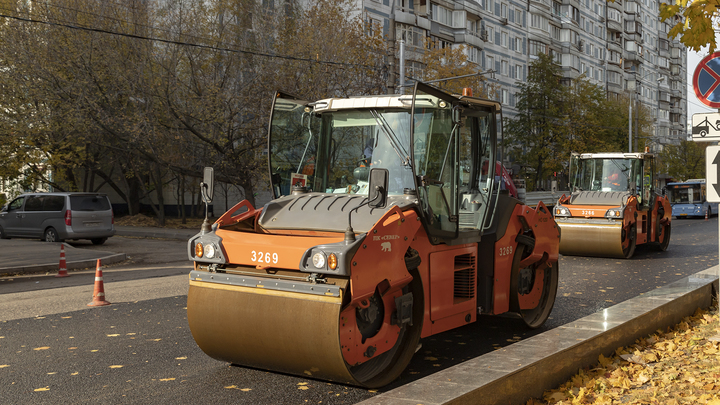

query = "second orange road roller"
[185, 83, 560, 388]
[554, 151, 672, 259]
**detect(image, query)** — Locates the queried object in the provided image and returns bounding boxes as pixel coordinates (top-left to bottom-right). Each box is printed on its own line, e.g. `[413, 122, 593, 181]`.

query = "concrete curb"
[362, 267, 719, 405]
[0, 253, 127, 275]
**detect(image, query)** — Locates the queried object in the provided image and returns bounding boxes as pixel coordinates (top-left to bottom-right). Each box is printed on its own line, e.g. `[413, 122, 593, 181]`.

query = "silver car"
[0, 192, 115, 244]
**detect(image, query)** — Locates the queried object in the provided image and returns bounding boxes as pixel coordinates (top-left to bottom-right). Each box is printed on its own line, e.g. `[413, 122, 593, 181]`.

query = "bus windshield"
[667, 183, 705, 204]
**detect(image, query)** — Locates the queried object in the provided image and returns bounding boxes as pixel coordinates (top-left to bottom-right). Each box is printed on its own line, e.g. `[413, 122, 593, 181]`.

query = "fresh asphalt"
[1, 222, 718, 404]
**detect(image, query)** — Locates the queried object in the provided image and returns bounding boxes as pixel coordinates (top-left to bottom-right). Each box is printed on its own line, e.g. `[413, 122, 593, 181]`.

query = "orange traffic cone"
[55, 243, 69, 278]
[87, 259, 111, 307]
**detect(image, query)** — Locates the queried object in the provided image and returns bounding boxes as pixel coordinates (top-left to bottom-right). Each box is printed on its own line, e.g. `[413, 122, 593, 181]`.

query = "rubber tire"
[349, 269, 424, 388]
[0, 225, 8, 239]
[509, 242, 559, 329]
[622, 224, 636, 259]
[44, 227, 62, 243]
[91, 238, 108, 245]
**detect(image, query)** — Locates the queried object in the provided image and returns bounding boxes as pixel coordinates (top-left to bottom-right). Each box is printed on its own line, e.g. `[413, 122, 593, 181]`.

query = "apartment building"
[361, 0, 687, 151]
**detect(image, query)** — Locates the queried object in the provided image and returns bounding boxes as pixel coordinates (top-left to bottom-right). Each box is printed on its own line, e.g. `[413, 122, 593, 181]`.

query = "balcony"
[457, 31, 486, 48]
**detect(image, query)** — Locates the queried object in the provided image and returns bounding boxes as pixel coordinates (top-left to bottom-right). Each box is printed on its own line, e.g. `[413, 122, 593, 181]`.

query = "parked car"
[0, 192, 115, 244]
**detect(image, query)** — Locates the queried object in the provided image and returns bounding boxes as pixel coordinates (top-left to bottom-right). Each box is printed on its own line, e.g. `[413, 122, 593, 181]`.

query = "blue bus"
[666, 179, 718, 218]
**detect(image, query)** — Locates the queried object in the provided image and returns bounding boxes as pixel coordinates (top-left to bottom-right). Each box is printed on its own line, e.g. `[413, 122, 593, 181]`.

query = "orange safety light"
[328, 253, 338, 270]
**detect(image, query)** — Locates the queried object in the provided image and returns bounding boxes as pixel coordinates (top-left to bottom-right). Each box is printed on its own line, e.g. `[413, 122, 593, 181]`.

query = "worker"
[605, 170, 627, 191]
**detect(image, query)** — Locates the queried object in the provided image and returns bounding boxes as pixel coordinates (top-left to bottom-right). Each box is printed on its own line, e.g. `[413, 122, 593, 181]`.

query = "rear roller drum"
[510, 240, 558, 329]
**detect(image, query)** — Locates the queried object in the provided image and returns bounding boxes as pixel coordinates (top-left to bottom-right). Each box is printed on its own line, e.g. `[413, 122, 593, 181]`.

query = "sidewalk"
[0, 226, 197, 275]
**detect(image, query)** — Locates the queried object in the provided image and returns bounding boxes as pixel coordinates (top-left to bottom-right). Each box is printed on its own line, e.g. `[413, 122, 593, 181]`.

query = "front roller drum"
[558, 221, 634, 258]
[187, 280, 357, 385]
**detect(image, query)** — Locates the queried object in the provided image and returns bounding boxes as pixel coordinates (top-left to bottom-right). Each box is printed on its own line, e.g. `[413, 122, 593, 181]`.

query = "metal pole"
[629, 94, 633, 153]
[387, 0, 396, 95]
[399, 39, 405, 92]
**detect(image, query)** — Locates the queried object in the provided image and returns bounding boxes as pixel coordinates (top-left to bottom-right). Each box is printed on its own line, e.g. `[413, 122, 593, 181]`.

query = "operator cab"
[267, 83, 503, 245]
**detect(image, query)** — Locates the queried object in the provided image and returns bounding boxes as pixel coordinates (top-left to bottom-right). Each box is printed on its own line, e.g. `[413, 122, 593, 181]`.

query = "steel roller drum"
[557, 221, 625, 258]
[187, 279, 357, 385]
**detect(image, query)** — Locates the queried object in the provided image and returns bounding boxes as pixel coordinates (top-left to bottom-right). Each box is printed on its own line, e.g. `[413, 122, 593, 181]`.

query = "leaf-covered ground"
[115, 214, 204, 229]
[527, 299, 720, 405]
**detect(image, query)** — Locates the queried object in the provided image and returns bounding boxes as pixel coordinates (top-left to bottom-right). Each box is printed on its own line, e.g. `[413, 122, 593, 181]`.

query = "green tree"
[504, 54, 637, 189]
[659, 139, 707, 180]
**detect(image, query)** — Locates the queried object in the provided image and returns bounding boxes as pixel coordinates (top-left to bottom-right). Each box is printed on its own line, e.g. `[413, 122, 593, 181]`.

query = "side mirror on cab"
[368, 168, 389, 209]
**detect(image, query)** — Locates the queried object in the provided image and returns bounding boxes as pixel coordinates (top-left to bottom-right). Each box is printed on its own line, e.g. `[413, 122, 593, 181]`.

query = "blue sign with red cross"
[694, 52, 720, 108]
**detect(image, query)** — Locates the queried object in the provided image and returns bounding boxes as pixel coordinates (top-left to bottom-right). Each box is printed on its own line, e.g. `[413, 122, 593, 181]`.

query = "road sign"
[707, 146, 720, 202]
[692, 112, 720, 140]
[694, 52, 720, 108]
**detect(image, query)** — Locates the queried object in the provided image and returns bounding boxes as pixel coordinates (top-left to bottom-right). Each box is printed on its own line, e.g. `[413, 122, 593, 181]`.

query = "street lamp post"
[629, 72, 664, 153]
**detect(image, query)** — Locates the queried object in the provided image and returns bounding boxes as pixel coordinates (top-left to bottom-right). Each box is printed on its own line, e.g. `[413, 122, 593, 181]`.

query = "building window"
[551, 25, 560, 40]
[466, 46, 480, 63]
[515, 64, 523, 79]
[530, 13, 549, 32]
[397, 24, 425, 47]
[529, 39, 547, 56]
[501, 31, 508, 48]
[501, 60, 509, 75]
[502, 89, 509, 104]
[487, 55, 495, 71]
[431, 3, 453, 26]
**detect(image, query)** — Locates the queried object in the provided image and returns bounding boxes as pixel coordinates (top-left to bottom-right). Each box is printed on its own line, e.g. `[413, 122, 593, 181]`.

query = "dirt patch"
[115, 214, 205, 229]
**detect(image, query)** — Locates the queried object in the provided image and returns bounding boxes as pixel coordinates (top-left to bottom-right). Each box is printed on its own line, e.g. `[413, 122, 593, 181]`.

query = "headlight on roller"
[195, 242, 204, 258]
[204, 244, 216, 259]
[554, 206, 570, 217]
[605, 208, 623, 218]
[312, 252, 326, 269]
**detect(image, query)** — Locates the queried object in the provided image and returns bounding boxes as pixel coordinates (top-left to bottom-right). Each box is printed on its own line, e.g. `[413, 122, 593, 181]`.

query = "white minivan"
[0, 192, 115, 244]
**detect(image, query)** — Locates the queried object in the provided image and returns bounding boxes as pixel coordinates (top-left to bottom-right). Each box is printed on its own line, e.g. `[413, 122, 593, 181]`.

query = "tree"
[659, 0, 719, 52]
[418, 41, 490, 97]
[0, 0, 388, 219]
[504, 54, 635, 190]
[659, 140, 707, 181]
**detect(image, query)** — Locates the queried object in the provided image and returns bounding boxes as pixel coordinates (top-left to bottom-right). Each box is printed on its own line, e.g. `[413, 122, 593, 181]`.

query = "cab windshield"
[270, 102, 433, 197]
[570, 157, 640, 192]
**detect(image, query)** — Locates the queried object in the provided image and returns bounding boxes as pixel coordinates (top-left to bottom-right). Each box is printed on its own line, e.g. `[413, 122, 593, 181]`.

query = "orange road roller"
[186, 83, 561, 387]
[554, 152, 671, 259]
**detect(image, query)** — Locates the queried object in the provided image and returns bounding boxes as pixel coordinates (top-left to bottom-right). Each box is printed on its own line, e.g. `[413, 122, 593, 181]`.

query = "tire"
[43, 227, 62, 243]
[0, 225, 8, 239]
[701, 130, 708, 137]
[91, 238, 107, 245]
[509, 240, 559, 329]
[621, 224, 636, 259]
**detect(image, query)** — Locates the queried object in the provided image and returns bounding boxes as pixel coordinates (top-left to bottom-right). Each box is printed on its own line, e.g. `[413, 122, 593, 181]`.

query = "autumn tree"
[0, 0, 388, 220]
[417, 41, 490, 97]
[659, 0, 720, 52]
